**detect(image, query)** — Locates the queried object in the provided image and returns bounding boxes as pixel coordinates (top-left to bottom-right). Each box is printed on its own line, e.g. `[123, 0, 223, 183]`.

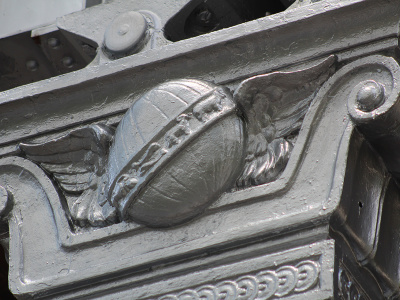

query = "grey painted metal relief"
[234, 56, 334, 188]
[158, 260, 321, 300]
[107, 80, 243, 227]
[19, 57, 334, 228]
[0, 0, 400, 299]
[19, 124, 116, 227]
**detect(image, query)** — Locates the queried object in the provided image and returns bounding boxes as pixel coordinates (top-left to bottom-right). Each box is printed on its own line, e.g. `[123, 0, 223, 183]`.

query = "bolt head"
[356, 80, 385, 112]
[62, 56, 74, 68]
[47, 37, 60, 49]
[104, 11, 148, 57]
[26, 59, 39, 71]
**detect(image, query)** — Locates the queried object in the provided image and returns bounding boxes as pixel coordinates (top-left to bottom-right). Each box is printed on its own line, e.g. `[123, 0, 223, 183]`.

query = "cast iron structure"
[0, 0, 399, 299]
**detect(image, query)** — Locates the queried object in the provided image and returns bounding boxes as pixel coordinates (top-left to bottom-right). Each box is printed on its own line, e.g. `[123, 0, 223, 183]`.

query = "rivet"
[356, 80, 385, 112]
[26, 59, 39, 71]
[62, 56, 74, 68]
[47, 37, 60, 49]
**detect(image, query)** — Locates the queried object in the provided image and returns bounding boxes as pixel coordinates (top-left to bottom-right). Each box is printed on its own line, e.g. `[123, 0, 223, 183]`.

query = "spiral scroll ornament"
[158, 260, 320, 300]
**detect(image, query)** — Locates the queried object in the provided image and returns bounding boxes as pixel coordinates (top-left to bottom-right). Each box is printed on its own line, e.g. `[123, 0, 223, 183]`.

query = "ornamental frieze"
[158, 260, 320, 300]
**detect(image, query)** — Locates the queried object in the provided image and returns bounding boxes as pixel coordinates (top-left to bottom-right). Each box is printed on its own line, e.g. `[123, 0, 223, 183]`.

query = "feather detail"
[234, 56, 336, 188]
[19, 124, 116, 227]
[19, 124, 114, 193]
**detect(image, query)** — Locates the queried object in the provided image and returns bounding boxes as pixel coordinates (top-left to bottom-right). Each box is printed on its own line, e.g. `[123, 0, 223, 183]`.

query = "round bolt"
[26, 59, 39, 71]
[104, 11, 148, 57]
[356, 80, 385, 112]
[62, 56, 74, 68]
[47, 37, 60, 49]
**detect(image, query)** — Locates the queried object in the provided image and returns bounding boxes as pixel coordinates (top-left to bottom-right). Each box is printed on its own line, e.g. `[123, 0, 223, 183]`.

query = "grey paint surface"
[0, 0, 399, 299]
[0, 0, 397, 154]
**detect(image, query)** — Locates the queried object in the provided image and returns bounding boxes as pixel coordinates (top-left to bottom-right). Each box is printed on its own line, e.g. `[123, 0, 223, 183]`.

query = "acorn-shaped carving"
[108, 79, 245, 227]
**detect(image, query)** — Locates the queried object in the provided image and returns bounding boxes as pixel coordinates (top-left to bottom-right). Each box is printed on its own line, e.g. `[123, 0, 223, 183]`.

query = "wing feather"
[234, 56, 336, 188]
[40, 162, 89, 174]
[22, 150, 95, 165]
[19, 124, 114, 193]
[53, 172, 94, 185]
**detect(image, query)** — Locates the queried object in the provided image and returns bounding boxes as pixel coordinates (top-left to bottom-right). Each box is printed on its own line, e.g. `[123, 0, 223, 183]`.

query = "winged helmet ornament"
[19, 56, 335, 228]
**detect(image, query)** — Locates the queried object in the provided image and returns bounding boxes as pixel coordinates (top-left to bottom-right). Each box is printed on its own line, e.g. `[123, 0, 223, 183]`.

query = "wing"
[234, 56, 336, 187]
[19, 124, 114, 193]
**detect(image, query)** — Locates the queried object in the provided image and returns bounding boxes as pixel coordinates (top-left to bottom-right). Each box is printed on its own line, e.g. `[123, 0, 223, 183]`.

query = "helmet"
[108, 79, 245, 227]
